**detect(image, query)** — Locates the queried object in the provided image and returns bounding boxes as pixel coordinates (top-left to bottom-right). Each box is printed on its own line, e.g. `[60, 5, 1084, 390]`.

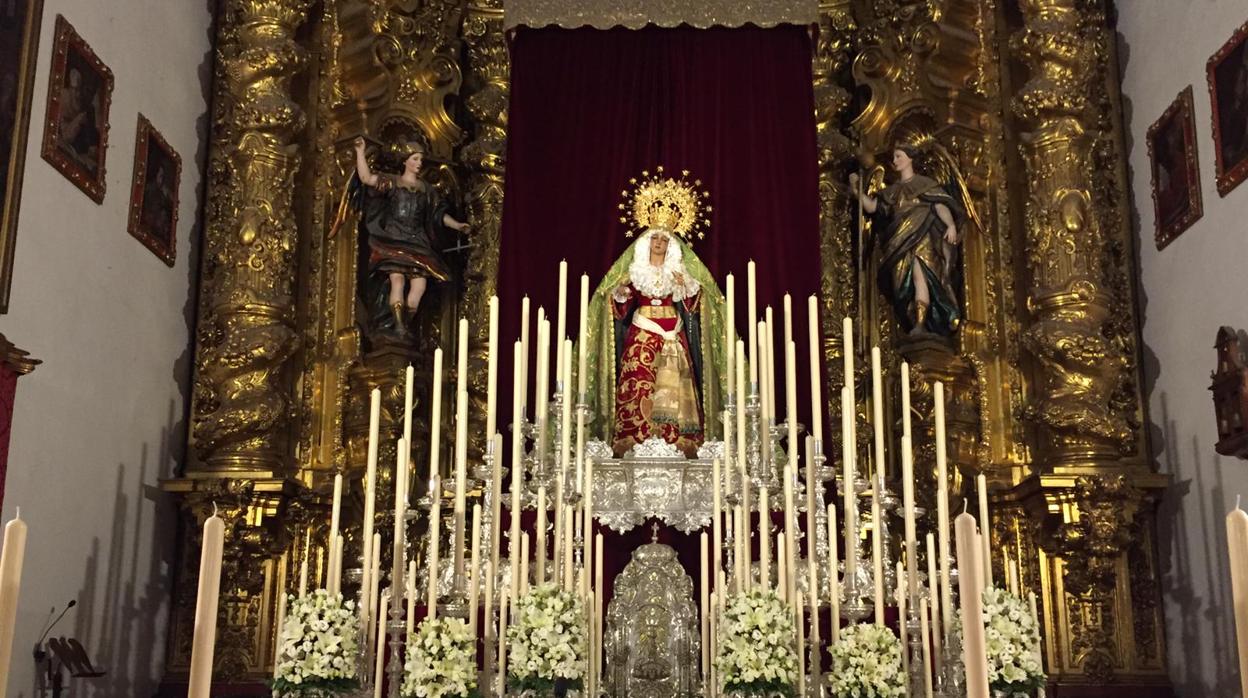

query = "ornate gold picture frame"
[1208, 17, 1248, 197]
[127, 114, 180, 266]
[39, 14, 112, 204]
[1147, 85, 1203, 249]
[0, 0, 45, 313]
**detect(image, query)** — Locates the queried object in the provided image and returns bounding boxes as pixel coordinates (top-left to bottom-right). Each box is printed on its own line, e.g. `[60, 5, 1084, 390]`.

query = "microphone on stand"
[33, 599, 90, 698]
[33, 606, 55, 647]
[33, 599, 76, 659]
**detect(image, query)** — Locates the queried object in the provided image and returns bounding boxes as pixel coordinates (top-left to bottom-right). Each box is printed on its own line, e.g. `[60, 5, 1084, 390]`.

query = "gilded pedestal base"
[996, 472, 1170, 695]
[158, 476, 314, 694]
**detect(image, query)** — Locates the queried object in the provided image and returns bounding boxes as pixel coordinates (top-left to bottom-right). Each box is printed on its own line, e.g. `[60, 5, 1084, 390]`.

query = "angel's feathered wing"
[920, 142, 982, 234]
[859, 164, 887, 270]
[329, 172, 365, 240]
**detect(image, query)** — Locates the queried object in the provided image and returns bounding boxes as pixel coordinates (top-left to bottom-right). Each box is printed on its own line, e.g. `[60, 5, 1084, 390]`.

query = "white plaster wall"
[1119, 2, 1248, 696]
[0, 1, 211, 696]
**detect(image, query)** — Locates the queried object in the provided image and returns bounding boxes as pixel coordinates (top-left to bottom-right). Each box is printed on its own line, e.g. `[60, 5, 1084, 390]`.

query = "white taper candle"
[977, 473, 993, 588]
[1231, 504, 1248, 698]
[187, 508, 223, 698]
[747, 260, 758, 384]
[956, 511, 989, 698]
[486, 295, 499, 440]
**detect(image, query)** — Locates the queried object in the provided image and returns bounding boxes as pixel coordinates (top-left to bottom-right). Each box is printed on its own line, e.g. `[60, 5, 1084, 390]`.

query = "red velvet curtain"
[496, 24, 822, 611]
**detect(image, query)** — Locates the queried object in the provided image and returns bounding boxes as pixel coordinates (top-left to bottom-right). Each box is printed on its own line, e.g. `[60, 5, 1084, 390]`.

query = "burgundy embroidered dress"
[611, 284, 704, 456]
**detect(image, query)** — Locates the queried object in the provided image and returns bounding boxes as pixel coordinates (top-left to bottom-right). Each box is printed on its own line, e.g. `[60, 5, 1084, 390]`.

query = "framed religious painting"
[0, 0, 45, 313]
[127, 115, 180, 266]
[1208, 18, 1248, 197]
[1147, 85, 1203, 250]
[39, 14, 112, 204]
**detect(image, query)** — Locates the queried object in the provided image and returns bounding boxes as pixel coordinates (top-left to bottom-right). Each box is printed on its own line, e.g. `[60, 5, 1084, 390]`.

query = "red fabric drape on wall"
[496, 24, 823, 608]
[0, 364, 15, 510]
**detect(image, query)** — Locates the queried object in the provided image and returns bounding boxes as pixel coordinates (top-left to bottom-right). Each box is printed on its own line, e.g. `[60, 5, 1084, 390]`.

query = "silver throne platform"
[588, 437, 724, 534]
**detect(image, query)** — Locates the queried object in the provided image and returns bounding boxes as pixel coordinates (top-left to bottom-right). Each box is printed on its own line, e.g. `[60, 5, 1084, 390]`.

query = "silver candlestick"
[385, 602, 406, 698]
[565, 469, 584, 574]
[837, 472, 871, 622]
[745, 381, 764, 488]
[804, 439, 836, 601]
[940, 610, 965, 697]
[481, 598, 498, 698]
[722, 394, 740, 585]
[766, 420, 784, 490]
[472, 439, 504, 574]
[906, 590, 927, 698]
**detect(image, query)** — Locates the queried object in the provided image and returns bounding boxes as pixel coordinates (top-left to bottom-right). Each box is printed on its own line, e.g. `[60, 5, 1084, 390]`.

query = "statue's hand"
[353, 136, 366, 154]
[673, 272, 685, 286]
[614, 284, 632, 299]
[454, 220, 471, 234]
[848, 172, 860, 190]
[944, 225, 958, 244]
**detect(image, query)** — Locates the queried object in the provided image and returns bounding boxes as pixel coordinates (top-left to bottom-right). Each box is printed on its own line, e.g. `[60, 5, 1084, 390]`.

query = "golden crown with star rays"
[618, 166, 712, 242]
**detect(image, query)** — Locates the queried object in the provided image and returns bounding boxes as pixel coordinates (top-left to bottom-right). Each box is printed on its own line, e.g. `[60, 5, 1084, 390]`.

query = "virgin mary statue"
[581, 169, 730, 457]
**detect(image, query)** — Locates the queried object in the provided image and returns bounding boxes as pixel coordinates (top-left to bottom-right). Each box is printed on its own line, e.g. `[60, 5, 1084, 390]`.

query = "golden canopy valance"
[503, 0, 817, 31]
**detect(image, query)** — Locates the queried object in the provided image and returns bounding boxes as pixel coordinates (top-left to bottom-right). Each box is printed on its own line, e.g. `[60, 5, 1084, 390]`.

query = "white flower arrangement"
[954, 587, 1045, 697]
[506, 583, 588, 692]
[828, 623, 905, 698]
[402, 616, 478, 698]
[273, 589, 360, 696]
[713, 588, 798, 696]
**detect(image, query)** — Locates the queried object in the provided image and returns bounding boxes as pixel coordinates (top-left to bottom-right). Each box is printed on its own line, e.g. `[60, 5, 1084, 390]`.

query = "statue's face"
[891, 148, 912, 173]
[649, 233, 670, 259]
[404, 150, 424, 175]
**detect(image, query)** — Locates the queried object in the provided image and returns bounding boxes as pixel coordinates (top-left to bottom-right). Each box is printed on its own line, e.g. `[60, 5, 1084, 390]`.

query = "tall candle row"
[218, 261, 1018, 698]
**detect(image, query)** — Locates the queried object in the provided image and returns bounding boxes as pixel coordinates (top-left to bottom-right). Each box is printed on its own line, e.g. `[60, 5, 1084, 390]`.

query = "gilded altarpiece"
[164, 0, 1172, 694]
[825, 0, 1169, 692]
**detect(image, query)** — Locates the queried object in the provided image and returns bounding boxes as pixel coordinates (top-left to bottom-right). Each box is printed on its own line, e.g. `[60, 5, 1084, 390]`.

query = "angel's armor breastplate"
[383, 187, 427, 238]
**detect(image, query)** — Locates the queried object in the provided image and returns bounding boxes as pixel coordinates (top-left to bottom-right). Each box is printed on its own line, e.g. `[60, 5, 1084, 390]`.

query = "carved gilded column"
[813, 1, 858, 462]
[162, 1, 310, 691]
[191, 0, 309, 475]
[462, 0, 508, 458]
[1011, 0, 1127, 468]
[1010, 0, 1169, 690]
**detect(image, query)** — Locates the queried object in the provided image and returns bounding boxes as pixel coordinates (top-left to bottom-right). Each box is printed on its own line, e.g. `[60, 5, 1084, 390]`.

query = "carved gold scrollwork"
[167, 478, 294, 682]
[462, 0, 509, 459]
[815, 1, 857, 437]
[1051, 475, 1143, 683]
[191, 0, 309, 475]
[1055, 476, 1141, 597]
[368, 0, 466, 163]
[1011, 0, 1130, 467]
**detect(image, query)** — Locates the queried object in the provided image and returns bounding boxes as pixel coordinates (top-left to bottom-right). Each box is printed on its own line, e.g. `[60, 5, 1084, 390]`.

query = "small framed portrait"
[1147, 85, 1203, 249]
[0, 0, 45, 313]
[1209, 18, 1248, 197]
[127, 115, 180, 266]
[39, 15, 112, 203]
